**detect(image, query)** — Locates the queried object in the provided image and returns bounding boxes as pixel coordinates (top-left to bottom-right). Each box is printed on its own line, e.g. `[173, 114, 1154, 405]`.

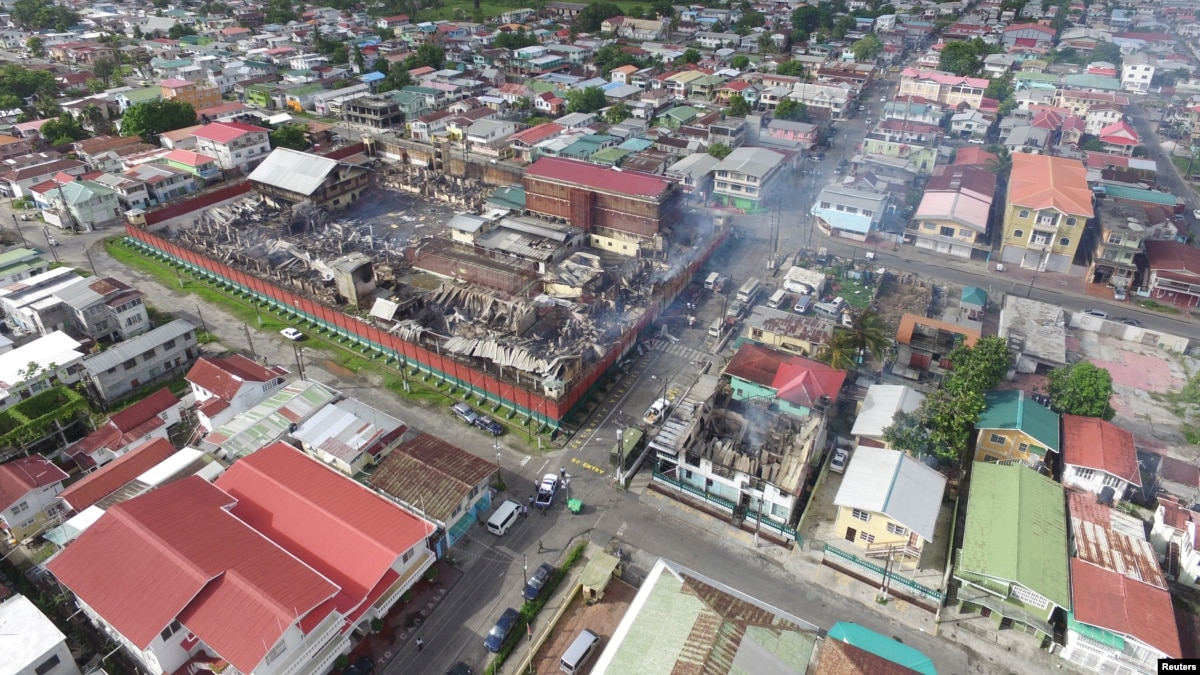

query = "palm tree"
[81, 103, 107, 133]
[819, 309, 890, 371]
[984, 145, 1012, 181]
[818, 331, 859, 371]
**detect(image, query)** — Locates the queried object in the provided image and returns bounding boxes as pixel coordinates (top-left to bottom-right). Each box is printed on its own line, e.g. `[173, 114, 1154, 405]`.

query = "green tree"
[735, 10, 765, 34]
[604, 102, 631, 125]
[353, 45, 366, 73]
[167, 23, 197, 39]
[775, 98, 809, 122]
[331, 45, 350, 65]
[678, 48, 701, 65]
[92, 58, 117, 85]
[566, 86, 606, 114]
[1047, 362, 1115, 420]
[792, 5, 833, 34]
[834, 309, 890, 363]
[11, 0, 79, 30]
[39, 113, 86, 145]
[0, 94, 23, 111]
[984, 145, 1012, 180]
[774, 59, 807, 77]
[707, 143, 732, 159]
[120, 98, 197, 140]
[727, 94, 751, 117]
[269, 123, 310, 151]
[378, 62, 413, 93]
[81, 103, 108, 132]
[731, 54, 750, 70]
[850, 34, 882, 62]
[650, 0, 675, 19]
[0, 64, 58, 100]
[945, 336, 1011, 395]
[25, 36, 45, 58]
[405, 44, 445, 71]
[1091, 41, 1122, 69]
[882, 409, 935, 458]
[938, 41, 982, 76]
[576, 2, 623, 32]
[494, 29, 539, 50]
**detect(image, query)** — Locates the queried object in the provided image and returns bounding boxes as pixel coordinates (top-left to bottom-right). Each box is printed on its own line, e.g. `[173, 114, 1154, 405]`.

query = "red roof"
[726, 343, 846, 407]
[1062, 415, 1139, 485]
[524, 157, 674, 198]
[196, 102, 247, 118]
[1146, 240, 1200, 281]
[952, 145, 998, 167]
[507, 122, 564, 147]
[163, 149, 217, 167]
[46, 477, 339, 671]
[1004, 22, 1055, 34]
[58, 437, 175, 512]
[214, 442, 432, 615]
[1098, 121, 1138, 145]
[187, 355, 286, 401]
[192, 122, 268, 144]
[1070, 559, 1181, 658]
[0, 456, 67, 510]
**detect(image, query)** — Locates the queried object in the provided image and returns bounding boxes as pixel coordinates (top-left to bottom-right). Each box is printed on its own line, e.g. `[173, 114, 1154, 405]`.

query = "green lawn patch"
[1137, 299, 1181, 315]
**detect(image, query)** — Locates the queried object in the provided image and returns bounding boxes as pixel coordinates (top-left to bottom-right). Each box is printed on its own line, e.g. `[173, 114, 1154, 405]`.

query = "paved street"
[1128, 100, 1200, 216]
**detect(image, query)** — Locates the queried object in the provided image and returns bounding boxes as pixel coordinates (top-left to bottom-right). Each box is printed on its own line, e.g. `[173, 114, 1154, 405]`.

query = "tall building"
[999, 154, 1094, 272]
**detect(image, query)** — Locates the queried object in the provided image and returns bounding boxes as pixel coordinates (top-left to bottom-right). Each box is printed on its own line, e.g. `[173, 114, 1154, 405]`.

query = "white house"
[1151, 495, 1200, 585]
[0, 594, 81, 675]
[849, 384, 925, 449]
[1120, 52, 1155, 94]
[186, 354, 289, 433]
[81, 319, 199, 402]
[0, 456, 68, 543]
[64, 388, 184, 470]
[1061, 415, 1140, 500]
[192, 122, 271, 172]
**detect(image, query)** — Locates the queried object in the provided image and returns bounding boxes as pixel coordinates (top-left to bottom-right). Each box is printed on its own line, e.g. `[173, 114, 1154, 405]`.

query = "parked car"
[830, 448, 849, 473]
[523, 562, 555, 601]
[280, 327, 303, 341]
[643, 397, 671, 425]
[1113, 287, 1127, 301]
[445, 664, 472, 675]
[1082, 309, 1108, 319]
[1113, 317, 1141, 327]
[451, 402, 479, 425]
[483, 608, 520, 652]
[473, 414, 503, 435]
[535, 474, 559, 508]
[343, 655, 374, 675]
[1193, 208, 1200, 219]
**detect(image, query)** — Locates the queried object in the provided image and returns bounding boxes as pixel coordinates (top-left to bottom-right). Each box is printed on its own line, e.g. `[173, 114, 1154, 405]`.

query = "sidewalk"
[346, 561, 463, 672]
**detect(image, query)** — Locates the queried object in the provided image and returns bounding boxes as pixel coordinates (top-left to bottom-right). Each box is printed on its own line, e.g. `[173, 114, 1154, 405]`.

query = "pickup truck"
[643, 397, 671, 425]
[535, 474, 559, 508]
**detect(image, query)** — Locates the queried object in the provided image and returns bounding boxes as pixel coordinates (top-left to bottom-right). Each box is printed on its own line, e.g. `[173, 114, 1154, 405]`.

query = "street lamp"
[615, 427, 625, 486]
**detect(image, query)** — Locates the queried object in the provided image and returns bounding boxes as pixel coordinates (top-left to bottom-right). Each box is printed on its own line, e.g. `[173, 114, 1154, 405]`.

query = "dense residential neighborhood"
[1, 0, 1200, 673]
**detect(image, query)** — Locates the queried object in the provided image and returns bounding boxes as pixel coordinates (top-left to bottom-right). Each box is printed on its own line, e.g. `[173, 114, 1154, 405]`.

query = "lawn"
[1172, 155, 1198, 181]
[412, 0, 655, 22]
[107, 237, 553, 450]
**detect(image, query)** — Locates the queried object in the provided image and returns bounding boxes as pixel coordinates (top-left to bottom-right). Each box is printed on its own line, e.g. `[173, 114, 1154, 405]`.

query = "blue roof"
[617, 137, 654, 152]
[360, 71, 385, 82]
[827, 623, 937, 675]
[811, 205, 873, 234]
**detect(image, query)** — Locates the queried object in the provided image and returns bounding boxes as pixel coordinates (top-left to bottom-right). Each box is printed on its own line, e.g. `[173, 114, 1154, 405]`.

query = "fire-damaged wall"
[409, 239, 543, 296]
[523, 176, 678, 237]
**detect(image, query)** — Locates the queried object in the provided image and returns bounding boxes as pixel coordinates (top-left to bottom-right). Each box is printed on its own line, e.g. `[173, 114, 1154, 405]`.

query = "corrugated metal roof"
[849, 384, 926, 439]
[833, 446, 946, 541]
[201, 380, 338, 458]
[82, 319, 195, 375]
[367, 433, 496, 523]
[247, 147, 340, 196]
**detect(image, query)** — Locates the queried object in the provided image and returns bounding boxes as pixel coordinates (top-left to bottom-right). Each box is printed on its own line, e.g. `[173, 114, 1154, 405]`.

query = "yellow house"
[832, 447, 947, 565]
[898, 68, 988, 109]
[742, 307, 835, 357]
[998, 154, 1094, 273]
[973, 390, 1061, 465]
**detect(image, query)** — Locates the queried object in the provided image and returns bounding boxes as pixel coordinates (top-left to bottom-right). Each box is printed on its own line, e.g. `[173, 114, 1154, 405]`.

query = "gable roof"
[726, 343, 846, 407]
[849, 384, 926, 439]
[524, 157, 674, 198]
[815, 639, 923, 675]
[58, 437, 175, 512]
[192, 122, 268, 144]
[958, 462, 1070, 610]
[1008, 153, 1094, 217]
[833, 447, 946, 540]
[1145, 240, 1200, 280]
[1069, 559, 1181, 658]
[247, 148, 342, 196]
[367, 433, 497, 522]
[0, 456, 67, 509]
[187, 354, 286, 401]
[824, 623, 937, 675]
[975, 390, 1061, 453]
[46, 477, 338, 672]
[162, 148, 217, 167]
[214, 442, 432, 615]
[1061, 415, 1139, 485]
[110, 388, 180, 433]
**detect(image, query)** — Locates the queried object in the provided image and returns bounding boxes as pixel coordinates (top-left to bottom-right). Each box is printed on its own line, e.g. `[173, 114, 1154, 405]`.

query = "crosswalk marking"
[649, 342, 708, 361]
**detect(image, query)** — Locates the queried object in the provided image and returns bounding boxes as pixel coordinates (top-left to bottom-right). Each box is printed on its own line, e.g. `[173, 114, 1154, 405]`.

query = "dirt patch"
[529, 578, 638, 674]
[873, 273, 933, 335]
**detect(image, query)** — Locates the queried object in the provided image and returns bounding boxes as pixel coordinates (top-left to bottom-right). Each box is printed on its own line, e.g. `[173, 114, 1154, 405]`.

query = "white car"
[280, 327, 303, 341]
[643, 397, 671, 425]
[1193, 209, 1200, 219]
[830, 448, 849, 473]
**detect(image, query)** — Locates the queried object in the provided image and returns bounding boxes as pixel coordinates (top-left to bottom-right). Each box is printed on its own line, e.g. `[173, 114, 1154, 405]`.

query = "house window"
[1074, 467, 1096, 481]
[1066, 217, 1077, 226]
[123, 358, 137, 370]
[1017, 443, 1028, 454]
[10, 501, 28, 516]
[1059, 237, 1070, 247]
[1012, 229, 1023, 238]
[859, 531, 876, 544]
[851, 508, 870, 522]
[1018, 210, 1029, 218]
[35, 655, 60, 675]
[402, 548, 414, 563]
[940, 226, 955, 237]
[886, 522, 907, 536]
[160, 619, 183, 642]
[988, 433, 1007, 445]
[1011, 585, 1049, 610]
[1102, 474, 1123, 489]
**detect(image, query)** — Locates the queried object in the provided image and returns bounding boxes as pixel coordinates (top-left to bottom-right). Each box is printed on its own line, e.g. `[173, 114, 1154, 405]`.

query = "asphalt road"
[1128, 100, 1200, 216]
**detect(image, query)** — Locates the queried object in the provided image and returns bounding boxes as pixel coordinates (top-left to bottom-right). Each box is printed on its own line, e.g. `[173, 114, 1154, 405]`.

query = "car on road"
[535, 474, 559, 508]
[451, 402, 479, 425]
[523, 562, 555, 601]
[1082, 309, 1108, 319]
[1194, 209, 1200, 219]
[643, 397, 671, 425]
[1113, 317, 1141, 327]
[830, 448, 849, 473]
[483, 608, 520, 652]
[473, 414, 503, 436]
[280, 327, 303, 341]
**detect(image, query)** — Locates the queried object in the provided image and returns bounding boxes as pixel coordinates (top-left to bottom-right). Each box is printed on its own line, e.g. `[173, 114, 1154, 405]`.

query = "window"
[402, 548, 414, 563]
[1018, 210, 1029, 218]
[1059, 237, 1070, 247]
[264, 642, 286, 665]
[886, 522, 907, 536]
[123, 358, 137, 370]
[35, 655, 60, 675]
[939, 226, 955, 237]
[1012, 229, 1023, 238]
[1074, 467, 1096, 481]
[988, 433, 1007, 445]
[10, 501, 28, 516]
[164, 339, 176, 349]
[859, 531, 876, 544]
[1102, 474, 1123, 489]
[1011, 585, 1049, 610]
[1017, 443, 1028, 454]
[160, 619, 183, 642]
[1066, 217, 1077, 226]
[851, 508, 870, 522]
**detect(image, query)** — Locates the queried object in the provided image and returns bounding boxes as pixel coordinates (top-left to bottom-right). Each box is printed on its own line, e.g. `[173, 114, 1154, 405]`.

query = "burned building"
[523, 157, 683, 254]
[248, 148, 371, 210]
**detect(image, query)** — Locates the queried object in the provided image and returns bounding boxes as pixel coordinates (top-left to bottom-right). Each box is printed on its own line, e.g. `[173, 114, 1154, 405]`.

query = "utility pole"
[196, 305, 208, 332]
[293, 343, 306, 380]
[243, 324, 256, 360]
[84, 248, 98, 277]
[10, 214, 28, 248]
[42, 228, 59, 264]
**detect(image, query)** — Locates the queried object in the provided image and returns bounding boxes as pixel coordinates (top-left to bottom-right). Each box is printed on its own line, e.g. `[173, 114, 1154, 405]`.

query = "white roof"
[833, 447, 946, 541]
[713, 146, 785, 179]
[247, 147, 341, 196]
[0, 595, 68, 672]
[0, 331, 84, 393]
[850, 384, 925, 439]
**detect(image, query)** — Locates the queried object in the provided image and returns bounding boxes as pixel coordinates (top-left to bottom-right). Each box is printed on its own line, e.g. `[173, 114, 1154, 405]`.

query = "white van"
[767, 289, 789, 309]
[487, 499, 522, 535]
[560, 629, 601, 674]
[707, 318, 724, 338]
[703, 272, 719, 289]
[736, 278, 761, 304]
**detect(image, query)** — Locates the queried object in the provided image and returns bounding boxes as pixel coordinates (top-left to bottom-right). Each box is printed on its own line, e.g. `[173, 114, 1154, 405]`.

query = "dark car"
[445, 663, 472, 675]
[473, 414, 503, 436]
[343, 655, 374, 675]
[523, 562, 555, 601]
[484, 607, 520, 652]
[1113, 317, 1141, 327]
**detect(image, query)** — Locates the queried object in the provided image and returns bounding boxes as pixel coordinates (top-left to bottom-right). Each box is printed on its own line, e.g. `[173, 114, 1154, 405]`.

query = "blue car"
[484, 608, 520, 652]
[523, 563, 555, 601]
[473, 415, 503, 436]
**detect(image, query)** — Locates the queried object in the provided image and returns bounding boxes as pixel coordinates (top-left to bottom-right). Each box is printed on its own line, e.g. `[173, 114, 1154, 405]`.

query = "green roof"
[487, 185, 525, 210]
[1014, 71, 1060, 83]
[1062, 73, 1120, 90]
[1067, 612, 1125, 650]
[588, 147, 630, 165]
[1101, 184, 1177, 206]
[664, 106, 701, 121]
[826, 623, 937, 675]
[961, 286, 987, 307]
[0, 248, 41, 268]
[958, 462, 1069, 611]
[122, 87, 163, 103]
[975, 390, 1060, 452]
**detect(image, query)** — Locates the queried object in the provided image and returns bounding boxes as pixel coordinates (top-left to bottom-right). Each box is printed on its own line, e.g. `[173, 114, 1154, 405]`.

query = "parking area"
[527, 578, 637, 674]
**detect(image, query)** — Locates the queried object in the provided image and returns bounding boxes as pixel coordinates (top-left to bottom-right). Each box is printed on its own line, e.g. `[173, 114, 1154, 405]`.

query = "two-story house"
[973, 390, 1061, 467]
[954, 462, 1069, 647]
[65, 388, 183, 470]
[81, 319, 199, 401]
[1061, 414, 1140, 500]
[160, 149, 222, 182]
[159, 78, 223, 110]
[741, 307, 835, 358]
[292, 398, 409, 477]
[192, 122, 271, 172]
[465, 119, 518, 155]
[850, 384, 926, 449]
[124, 163, 197, 203]
[47, 443, 436, 675]
[711, 147, 787, 210]
[724, 343, 846, 418]
[54, 275, 150, 342]
[894, 313, 981, 381]
[764, 119, 819, 147]
[89, 172, 151, 211]
[0, 594, 82, 675]
[833, 447, 947, 565]
[1120, 52, 1155, 94]
[1089, 201, 1145, 290]
[32, 179, 122, 231]
[909, 164, 996, 259]
[0, 456, 68, 543]
[812, 186, 896, 242]
[999, 154, 1094, 274]
[186, 354, 289, 433]
[898, 68, 988, 109]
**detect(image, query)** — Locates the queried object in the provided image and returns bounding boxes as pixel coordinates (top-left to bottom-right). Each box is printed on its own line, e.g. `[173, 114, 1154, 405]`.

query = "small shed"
[580, 551, 621, 604]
